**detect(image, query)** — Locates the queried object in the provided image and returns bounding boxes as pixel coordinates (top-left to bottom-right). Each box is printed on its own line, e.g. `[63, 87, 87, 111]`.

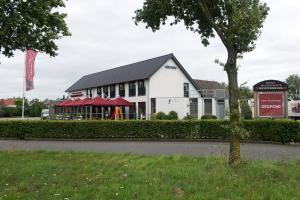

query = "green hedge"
[0, 120, 299, 144]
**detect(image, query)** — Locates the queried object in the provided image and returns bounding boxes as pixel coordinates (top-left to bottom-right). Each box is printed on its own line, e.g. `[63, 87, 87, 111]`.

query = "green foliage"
[183, 115, 197, 120]
[201, 115, 217, 120]
[240, 100, 253, 120]
[0, 120, 298, 144]
[168, 111, 178, 120]
[1, 151, 300, 200]
[286, 74, 300, 100]
[151, 111, 178, 120]
[0, 108, 5, 117]
[239, 86, 253, 99]
[1, 107, 19, 117]
[29, 99, 47, 117]
[134, 0, 269, 53]
[0, 0, 71, 60]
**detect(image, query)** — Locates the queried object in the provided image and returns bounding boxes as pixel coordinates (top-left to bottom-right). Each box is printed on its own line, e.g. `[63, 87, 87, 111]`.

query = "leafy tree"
[239, 86, 253, 99]
[286, 74, 300, 100]
[0, 0, 71, 61]
[240, 100, 253, 120]
[134, 0, 269, 165]
[29, 99, 47, 117]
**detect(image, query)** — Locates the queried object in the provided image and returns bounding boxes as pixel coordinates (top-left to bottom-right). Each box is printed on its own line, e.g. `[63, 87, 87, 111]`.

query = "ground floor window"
[204, 99, 213, 115]
[129, 103, 136, 119]
[151, 98, 156, 114]
[138, 102, 146, 120]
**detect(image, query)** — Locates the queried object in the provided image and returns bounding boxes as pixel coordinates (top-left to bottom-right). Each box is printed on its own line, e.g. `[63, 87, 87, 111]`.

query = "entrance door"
[217, 100, 225, 119]
[190, 98, 198, 118]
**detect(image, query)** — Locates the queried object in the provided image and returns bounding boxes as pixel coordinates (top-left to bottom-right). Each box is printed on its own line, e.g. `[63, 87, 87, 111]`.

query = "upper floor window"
[97, 87, 102, 96]
[184, 83, 189, 97]
[103, 86, 109, 98]
[86, 89, 92, 98]
[138, 80, 146, 96]
[110, 85, 116, 98]
[129, 82, 136, 97]
[119, 83, 125, 97]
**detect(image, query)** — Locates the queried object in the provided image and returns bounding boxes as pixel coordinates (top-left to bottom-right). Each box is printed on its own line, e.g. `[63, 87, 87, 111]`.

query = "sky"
[0, 0, 300, 100]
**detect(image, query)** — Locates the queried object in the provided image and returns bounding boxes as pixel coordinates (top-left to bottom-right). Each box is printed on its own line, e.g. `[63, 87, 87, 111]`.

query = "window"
[103, 86, 109, 98]
[119, 83, 125, 97]
[86, 89, 92, 98]
[97, 87, 102, 96]
[110, 85, 115, 98]
[138, 80, 146, 96]
[151, 98, 156, 114]
[184, 83, 189, 97]
[129, 82, 136, 97]
[204, 99, 213, 115]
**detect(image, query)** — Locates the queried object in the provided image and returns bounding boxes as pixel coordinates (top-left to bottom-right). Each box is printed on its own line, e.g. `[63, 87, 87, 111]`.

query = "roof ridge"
[82, 53, 173, 78]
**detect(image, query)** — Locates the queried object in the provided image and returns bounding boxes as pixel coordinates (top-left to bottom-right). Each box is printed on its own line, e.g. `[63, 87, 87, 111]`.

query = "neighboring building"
[66, 54, 228, 119]
[0, 98, 16, 108]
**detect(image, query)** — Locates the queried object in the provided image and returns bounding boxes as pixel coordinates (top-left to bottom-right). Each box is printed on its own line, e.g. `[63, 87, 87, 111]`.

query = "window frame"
[119, 83, 125, 97]
[129, 81, 136, 97]
[184, 83, 189, 98]
[138, 80, 146, 96]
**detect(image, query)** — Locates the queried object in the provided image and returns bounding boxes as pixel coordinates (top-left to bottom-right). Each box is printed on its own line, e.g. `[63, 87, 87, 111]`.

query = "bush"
[241, 100, 253, 120]
[0, 120, 299, 144]
[201, 115, 217, 120]
[2, 107, 20, 117]
[168, 111, 178, 120]
[0, 109, 4, 117]
[183, 115, 197, 120]
[151, 111, 178, 120]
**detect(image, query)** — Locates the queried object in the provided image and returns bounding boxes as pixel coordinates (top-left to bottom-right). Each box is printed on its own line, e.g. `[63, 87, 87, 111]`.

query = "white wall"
[155, 97, 190, 119]
[149, 58, 200, 119]
[149, 59, 200, 98]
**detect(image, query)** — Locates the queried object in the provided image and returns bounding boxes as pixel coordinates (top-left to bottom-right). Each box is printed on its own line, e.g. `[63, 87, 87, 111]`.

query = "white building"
[66, 54, 228, 119]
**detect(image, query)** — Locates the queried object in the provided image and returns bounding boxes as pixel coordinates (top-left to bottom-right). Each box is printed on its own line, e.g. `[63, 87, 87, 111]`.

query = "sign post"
[253, 80, 288, 118]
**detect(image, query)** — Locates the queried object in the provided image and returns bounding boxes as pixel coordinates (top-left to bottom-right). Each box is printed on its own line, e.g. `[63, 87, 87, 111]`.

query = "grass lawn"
[0, 151, 299, 200]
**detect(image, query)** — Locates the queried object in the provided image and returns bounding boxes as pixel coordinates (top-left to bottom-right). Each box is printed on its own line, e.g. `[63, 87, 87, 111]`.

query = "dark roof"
[66, 53, 198, 92]
[193, 79, 224, 90]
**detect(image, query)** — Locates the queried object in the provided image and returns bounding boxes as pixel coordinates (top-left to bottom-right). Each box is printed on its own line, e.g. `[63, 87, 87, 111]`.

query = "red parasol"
[109, 97, 134, 106]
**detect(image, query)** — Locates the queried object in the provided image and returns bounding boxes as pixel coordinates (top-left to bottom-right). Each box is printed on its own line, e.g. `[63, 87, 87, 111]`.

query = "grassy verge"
[0, 151, 299, 200]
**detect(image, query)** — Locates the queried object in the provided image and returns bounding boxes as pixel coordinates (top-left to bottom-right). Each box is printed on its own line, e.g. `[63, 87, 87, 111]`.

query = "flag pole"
[22, 51, 26, 119]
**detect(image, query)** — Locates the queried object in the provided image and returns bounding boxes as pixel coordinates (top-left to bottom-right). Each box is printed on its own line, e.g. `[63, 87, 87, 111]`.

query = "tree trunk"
[225, 49, 241, 166]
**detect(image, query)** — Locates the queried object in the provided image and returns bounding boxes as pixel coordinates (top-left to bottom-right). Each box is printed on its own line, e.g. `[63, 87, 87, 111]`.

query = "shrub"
[168, 111, 178, 120]
[2, 107, 20, 117]
[240, 100, 253, 120]
[0, 109, 4, 117]
[201, 115, 217, 120]
[0, 120, 299, 144]
[183, 115, 197, 120]
[151, 112, 178, 120]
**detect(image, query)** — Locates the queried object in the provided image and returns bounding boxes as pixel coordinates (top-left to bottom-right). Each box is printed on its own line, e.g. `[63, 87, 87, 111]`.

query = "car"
[41, 109, 50, 120]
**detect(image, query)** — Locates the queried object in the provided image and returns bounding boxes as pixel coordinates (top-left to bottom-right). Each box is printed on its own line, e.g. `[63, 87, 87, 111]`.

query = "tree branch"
[199, 0, 229, 48]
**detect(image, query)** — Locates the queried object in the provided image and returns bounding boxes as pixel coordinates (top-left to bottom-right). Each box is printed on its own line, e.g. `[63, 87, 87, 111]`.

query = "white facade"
[68, 57, 227, 120]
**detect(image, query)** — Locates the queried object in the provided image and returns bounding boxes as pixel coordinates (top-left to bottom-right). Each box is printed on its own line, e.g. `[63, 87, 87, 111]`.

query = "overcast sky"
[1, 0, 300, 100]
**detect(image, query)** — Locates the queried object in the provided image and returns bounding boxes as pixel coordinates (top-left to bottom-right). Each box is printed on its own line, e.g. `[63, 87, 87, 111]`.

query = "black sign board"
[253, 80, 288, 92]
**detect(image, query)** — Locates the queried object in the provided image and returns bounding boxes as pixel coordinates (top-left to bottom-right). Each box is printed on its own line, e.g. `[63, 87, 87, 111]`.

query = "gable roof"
[66, 53, 198, 92]
[193, 79, 224, 90]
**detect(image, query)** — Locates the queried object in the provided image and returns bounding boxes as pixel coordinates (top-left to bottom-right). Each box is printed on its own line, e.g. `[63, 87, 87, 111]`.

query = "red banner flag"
[25, 49, 38, 91]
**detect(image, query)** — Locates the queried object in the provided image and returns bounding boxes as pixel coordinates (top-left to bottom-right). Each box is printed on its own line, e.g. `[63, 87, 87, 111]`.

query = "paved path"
[0, 140, 299, 161]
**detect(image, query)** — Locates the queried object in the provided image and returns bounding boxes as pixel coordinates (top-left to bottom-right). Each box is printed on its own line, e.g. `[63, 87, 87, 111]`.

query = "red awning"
[72, 98, 84, 106]
[79, 98, 93, 106]
[109, 97, 134, 106]
[64, 99, 76, 107]
[57, 99, 73, 107]
[88, 97, 111, 106]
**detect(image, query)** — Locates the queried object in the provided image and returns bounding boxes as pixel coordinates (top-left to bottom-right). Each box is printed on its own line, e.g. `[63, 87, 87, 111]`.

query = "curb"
[0, 138, 299, 146]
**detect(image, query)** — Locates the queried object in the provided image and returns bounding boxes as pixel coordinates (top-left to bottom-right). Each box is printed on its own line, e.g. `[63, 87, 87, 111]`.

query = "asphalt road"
[0, 140, 299, 161]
